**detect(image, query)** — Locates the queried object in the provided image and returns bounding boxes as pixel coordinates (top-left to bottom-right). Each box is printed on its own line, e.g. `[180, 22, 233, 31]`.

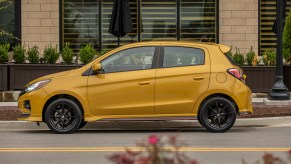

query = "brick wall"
[21, 0, 59, 55]
[219, 0, 259, 54]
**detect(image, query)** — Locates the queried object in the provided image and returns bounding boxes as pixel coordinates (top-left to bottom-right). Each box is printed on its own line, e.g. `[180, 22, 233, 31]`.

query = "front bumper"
[18, 89, 47, 122]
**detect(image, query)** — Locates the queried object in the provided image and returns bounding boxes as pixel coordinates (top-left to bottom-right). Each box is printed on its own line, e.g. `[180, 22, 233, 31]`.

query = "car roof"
[122, 41, 231, 54]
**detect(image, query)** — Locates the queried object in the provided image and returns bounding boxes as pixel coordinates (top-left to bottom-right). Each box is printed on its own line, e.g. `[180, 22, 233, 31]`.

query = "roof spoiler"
[218, 44, 231, 54]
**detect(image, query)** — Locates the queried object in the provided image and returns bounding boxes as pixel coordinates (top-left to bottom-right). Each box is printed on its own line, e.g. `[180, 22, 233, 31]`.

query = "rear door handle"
[139, 81, 150, 85]
[193, 75, 204, 80]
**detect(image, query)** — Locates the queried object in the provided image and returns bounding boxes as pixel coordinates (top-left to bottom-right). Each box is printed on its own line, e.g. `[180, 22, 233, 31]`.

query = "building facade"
[1, 0, 290, 55]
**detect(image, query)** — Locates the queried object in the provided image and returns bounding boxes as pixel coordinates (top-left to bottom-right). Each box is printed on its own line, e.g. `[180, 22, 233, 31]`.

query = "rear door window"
[162, 47, 205, 68]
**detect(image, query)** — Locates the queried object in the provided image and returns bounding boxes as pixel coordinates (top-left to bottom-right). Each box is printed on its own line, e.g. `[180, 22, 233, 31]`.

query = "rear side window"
[162, 47, 205, 68]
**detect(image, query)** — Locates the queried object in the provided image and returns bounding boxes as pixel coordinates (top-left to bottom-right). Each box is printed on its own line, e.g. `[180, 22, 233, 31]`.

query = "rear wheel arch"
[197, 93, 239, 117]
[42, 94, 84, 122]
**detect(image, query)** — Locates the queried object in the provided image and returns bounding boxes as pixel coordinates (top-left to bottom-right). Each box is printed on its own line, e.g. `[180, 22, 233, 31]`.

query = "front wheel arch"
[42, 94, 84, 122]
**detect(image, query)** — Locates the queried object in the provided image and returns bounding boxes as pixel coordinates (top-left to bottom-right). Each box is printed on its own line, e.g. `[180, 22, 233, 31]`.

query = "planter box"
[242, 66, 276, 93]
[9, 64, 80, 90]
[0, 64, 8, 91]
[242, 66, 291, 93]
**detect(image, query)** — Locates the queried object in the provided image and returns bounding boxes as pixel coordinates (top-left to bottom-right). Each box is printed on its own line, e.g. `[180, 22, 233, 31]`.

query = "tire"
[78, 120, 87, 129]
[198, 97, 236, 133]
[197, 115, 202, 125]
[45, 98, 82, 134]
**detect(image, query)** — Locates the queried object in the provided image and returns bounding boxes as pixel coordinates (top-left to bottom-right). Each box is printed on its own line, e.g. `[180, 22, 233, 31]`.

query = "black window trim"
[158, 46, 206, 69]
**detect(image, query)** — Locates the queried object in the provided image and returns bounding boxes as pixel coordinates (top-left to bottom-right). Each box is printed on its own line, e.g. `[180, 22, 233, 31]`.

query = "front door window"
[101, 47, 155, 73]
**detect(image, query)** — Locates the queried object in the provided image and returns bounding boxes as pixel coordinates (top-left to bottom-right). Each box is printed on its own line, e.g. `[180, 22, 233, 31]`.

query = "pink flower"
[148, 135, 158, 145]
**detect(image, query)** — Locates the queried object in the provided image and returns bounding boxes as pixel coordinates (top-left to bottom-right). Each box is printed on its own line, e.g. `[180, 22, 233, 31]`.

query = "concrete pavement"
[0, 121, 291, 164]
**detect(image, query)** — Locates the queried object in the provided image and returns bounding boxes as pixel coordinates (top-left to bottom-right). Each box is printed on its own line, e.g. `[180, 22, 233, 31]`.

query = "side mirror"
[92, 63, 102, 72]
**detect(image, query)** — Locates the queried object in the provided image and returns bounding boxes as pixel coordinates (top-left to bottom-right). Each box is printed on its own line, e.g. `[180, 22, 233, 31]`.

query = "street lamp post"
[269, 0, 290, 100]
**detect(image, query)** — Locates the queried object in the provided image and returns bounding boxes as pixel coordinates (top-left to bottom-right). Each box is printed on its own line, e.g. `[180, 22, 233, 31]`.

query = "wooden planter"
[0, 64, 8, 91]
[9, 64, 80, 90]
[242, 66, 291, 93]
[242, 66, 276, 93]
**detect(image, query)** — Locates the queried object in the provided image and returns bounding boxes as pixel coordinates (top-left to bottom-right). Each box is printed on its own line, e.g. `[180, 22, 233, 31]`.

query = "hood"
[26, 70, 71, 86]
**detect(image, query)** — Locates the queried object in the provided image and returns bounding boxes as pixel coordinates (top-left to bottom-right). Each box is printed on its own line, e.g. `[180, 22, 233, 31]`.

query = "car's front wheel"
[199, 97, 236, 133]
[45, 98, 82, 134]
[78, 120, 87, 129]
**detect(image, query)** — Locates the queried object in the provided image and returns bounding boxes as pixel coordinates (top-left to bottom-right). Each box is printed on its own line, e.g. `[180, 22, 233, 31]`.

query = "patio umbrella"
[109, 0, 133, 47]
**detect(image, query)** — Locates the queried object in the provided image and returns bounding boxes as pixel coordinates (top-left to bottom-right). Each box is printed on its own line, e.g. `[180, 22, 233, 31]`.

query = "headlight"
[25, 79, 51, 92]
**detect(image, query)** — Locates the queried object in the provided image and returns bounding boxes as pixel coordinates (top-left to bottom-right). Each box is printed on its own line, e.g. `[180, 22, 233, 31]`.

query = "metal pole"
[269, 0, 290, 100]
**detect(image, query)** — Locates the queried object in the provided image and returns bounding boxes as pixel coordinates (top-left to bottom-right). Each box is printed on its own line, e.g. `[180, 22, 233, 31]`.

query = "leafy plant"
[0, 43, 10, 64]
[233, 48, 245, 66]
[79, 44, 96, 64]
[98, 49, 110, 57]
[108, 135, 198, 164]
[12, 44, 26, 64]
[246, 46, 255, 66]
[283, 9, 291, 64]
[27, 46, 39, 64]
[226, 48, 233, 59]
[263, 49, 276, 66]
[62, 43, 74, 64]
[44, 45, 59, 64]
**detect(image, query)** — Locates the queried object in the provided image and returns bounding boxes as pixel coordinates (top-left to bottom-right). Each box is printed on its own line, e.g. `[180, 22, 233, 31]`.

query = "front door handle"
[193, 75, 204, 80]
[139, 81, 150, 85]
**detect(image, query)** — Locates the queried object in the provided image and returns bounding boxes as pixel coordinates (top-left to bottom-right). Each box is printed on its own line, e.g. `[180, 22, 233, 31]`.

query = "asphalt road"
[0, 121, 291, 164]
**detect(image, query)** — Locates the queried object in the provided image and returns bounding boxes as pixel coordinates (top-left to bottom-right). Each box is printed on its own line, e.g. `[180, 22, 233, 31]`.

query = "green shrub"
[246, 46, 255, 66]
[0, 43, 10, 64]
[283, 9, 291, 63]
[12, 44, 26, 64]
[44, 45, 59, 64]
[263, 49, 276, 66]
[233, 48, 245, 66]
[62, 43, 74, 64]
[27, 46, 39, 64]
[98, 49, 110, 57]
[79, 44, 96, 64]
[226, 49, 233, 59]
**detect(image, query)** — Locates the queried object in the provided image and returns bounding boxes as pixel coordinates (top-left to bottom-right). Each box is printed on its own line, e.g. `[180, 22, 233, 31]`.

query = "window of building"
[62, 0, 217, 52]
[260, 0, 291, 54]
[0, 0, 21, 45]
[62, 0, 99, 54]
[163, 47, 204, 68]
[141, 0, 177, 41]
[180, 0, 216, 42]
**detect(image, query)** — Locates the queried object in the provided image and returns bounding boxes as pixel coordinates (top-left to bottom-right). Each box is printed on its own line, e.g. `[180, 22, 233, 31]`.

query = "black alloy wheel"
[199, 97, 236, 133]
[45, 98, 82, 134]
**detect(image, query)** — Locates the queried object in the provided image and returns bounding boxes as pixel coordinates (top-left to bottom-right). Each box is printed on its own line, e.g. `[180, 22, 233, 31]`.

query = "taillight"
[227, 68, 245, 82]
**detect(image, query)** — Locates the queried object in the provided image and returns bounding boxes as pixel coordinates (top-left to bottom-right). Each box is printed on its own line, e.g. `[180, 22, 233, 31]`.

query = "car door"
[87, 46, 158, 116]
[155, 46, 210, 114]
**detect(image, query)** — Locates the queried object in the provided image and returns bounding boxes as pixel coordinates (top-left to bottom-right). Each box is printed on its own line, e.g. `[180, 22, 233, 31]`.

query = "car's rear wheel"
[199, 97, 236, 133]
[45, 98, 82, 134]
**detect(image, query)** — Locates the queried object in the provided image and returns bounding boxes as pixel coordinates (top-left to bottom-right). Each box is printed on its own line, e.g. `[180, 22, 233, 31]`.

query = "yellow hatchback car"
[18, 41, 253, 133]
